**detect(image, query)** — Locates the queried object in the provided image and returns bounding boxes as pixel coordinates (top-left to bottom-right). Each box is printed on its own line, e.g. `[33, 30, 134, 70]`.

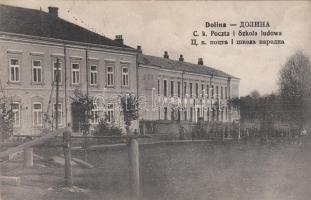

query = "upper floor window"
[163, 80, 167, 97]
[32, 60, 42, 83]
[122, 67, 129, 86]
[9, 58, 20, 82]
[177, 81, 181, 98]
[170, 81, 174, 97]
[190, 83, 193, 98]
[33, 102, 42, 127]
[72, 63, 80, 85]
[90, 65, 97, 86]
[53, 60, 62, 84]
[183, 82, 187, 97]
[225, 87, 228, 99]
[211, 85, 214, 99]
[201, 84, 204, 98]
[157, 79, 160, 96]
[216, 86, 219, 98]
[11, 102, 20, 127]
[107, 65, 114, 87]
[221, 86, 223, 99]
[206, 85, 209, 98]
[195, 83, 199, 98]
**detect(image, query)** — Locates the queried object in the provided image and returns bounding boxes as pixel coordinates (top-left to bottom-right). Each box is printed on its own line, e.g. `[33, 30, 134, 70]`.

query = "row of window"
[11, 101, 116, 128]
[9, 58, 130, 87]
[159, 79, 229, 99]
[11, 102, 62, 127]
[162, 107, 228, 122]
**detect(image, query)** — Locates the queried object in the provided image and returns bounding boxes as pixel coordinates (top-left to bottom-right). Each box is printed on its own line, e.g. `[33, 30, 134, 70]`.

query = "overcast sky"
[2, 0, 311, 96]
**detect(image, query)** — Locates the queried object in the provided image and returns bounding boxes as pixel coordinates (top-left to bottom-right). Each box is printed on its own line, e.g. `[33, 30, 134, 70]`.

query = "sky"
[1, 0, 311, 96]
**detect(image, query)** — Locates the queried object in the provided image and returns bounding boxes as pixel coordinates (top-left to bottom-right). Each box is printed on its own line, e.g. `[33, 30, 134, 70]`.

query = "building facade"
[138, 50, 240, 123]
[0, 4, 239, 136]
[0, 5, 138, 135]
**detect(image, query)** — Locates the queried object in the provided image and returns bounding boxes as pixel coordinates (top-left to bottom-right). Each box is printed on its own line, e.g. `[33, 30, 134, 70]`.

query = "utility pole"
[55, 58, 60, 130]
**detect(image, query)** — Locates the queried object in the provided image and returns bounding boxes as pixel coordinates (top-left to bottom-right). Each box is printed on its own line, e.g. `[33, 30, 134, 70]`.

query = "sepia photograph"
[0, 0, 310, 199]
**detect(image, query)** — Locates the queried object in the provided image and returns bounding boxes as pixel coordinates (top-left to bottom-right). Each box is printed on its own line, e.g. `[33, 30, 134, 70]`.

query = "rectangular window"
[11, 102, 20, 127]
[177, 110, 181, 121]
[171, 109, 175, 120]
[9, 58, 20, 82]
[53, 60, 62, 84]
[221, 86, 223, 99]
[201, 84, 204, 98]
[32, 60, 42, 83]
[163, 80, 167, 97]
[90, 65, 97, 86]
[91, 107, 100, 124]
[184, 110, 187, 121]
[206, 85, 209, 98]
[157, 79, 160, 96]
[195, 83, 199, 98]
[190, 107, 193, 121]
[107, 65, 114, 86]
[122, 67, 129, 86]
[164, 107, 168, 120]
[190, 83, 193, 98]
[225, 87, 228, 99]
[183, 82, 187, 97]
[72, 63, 80, 85]
[54, 103, 62, 126]
[170, 81, 174, 97]
[107, 103, 114, 122]
[177, 81, 181, 97]
[211, 85, 214, 99]
[33, 103, 42, 127]
[216, 86, 219, 98]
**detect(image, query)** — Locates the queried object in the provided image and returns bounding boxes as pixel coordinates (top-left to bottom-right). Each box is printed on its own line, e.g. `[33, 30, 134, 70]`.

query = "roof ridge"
[140, 54, 239, 79]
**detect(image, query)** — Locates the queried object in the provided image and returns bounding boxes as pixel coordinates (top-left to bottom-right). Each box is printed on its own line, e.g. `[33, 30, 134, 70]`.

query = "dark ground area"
[1, 137, 311, 200]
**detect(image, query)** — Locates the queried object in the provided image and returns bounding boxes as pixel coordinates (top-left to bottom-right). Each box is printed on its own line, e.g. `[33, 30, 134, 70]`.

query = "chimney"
[163, 51, 169, 59]
[179, 54, 184, 62]
[198, 58, 203, 65]
[115, 35, 124, 45]
[48, 6, 59, 17]
[137, 45, 142, 54]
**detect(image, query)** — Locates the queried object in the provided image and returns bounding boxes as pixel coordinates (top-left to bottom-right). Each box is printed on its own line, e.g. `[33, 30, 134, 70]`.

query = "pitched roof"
[138, 54, 238, 79]
[0, 4, 133, 49]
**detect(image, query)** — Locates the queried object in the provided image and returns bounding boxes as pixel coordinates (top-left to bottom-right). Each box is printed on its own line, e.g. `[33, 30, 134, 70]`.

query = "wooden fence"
[0, 128, 146, 200]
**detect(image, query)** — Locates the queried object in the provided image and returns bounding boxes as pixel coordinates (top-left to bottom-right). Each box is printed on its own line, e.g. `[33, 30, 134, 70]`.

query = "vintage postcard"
[0, 1, 310, 200]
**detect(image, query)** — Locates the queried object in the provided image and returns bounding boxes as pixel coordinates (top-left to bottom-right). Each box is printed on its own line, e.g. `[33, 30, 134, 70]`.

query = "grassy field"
[2, 137, 311, 200]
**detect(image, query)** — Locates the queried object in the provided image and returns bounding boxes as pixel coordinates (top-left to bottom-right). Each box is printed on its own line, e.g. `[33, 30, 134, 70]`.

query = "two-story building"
[0, 5, 138, 135]
[137, 49, 240, 123]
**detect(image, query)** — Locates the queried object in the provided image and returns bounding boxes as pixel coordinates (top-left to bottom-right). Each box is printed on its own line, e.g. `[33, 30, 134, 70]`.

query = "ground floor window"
[164, 107, 168, 120]
[106, 103, 114, 122]
[11, 102, 20, 127]
[33, 102, 42, 127]
[91, 108, 100, 124]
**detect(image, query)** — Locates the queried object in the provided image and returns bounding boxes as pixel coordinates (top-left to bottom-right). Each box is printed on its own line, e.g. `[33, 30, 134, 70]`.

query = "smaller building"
[137, 49, 240, 123]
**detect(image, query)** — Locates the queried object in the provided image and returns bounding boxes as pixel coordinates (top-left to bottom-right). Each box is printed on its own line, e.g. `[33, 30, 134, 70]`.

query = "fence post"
[24, 137, 33, 167]
[63, 130, 73, 187]
[128, 138, 140, 200]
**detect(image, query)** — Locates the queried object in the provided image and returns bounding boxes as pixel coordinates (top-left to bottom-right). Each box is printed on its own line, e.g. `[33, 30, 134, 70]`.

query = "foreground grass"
[2, 137, 311, 200]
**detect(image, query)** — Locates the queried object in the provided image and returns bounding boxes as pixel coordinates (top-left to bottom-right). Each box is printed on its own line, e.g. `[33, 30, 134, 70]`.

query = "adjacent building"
[137, 50, 240, 123]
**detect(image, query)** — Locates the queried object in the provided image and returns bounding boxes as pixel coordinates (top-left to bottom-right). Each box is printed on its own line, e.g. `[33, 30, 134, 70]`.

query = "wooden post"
[24, 148, 33, 167]
[24, 137, 33, 167]
[63, 130, 73, 187]
[128, 138, 140, 199]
